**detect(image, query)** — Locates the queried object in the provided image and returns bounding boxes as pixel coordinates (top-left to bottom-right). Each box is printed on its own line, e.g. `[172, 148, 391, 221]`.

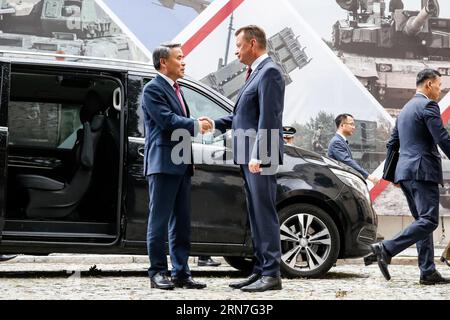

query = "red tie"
[245, 67, 252, 81]
[173, 82, 187, 116]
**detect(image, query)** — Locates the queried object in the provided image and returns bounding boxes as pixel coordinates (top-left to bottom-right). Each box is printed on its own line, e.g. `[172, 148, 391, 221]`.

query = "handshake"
[197, 116, 214, 134]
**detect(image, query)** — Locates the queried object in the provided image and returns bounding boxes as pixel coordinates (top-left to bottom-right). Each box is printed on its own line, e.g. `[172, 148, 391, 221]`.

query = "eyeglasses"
[343, 122, 355, 127]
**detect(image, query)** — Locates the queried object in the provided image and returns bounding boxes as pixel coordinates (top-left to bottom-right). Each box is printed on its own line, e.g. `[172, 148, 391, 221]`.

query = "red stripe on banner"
[182, 0, 246, 56]
[369, 179, 390, 202]
[441, 104, 450, 124]
[370, 102, 450, 201]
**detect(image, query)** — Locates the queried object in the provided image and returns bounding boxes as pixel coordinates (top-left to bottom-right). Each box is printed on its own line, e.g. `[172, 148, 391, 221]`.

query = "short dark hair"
[335, 113, 353, 128]
[152, 42, 181, 70]
[235, 25, 267, 49]
[416, 68, 441, 86]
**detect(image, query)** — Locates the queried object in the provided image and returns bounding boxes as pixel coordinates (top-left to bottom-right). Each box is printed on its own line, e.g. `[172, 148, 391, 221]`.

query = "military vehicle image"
[156, 0, 212, 13]
[201, 25, 311, 101]
[0, 0, 146, 60]
[333, 0, 450, 116]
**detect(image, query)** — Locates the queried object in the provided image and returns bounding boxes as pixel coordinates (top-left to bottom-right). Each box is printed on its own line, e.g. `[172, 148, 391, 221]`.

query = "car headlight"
[330, 168, 371, 203]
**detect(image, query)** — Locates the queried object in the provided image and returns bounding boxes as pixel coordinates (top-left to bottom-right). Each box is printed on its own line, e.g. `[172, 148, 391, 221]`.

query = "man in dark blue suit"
[142, 43, 211, 290]
[371, 69, 450, 285]
[206, 25, 285, 292]
[327, 114, 379, 184]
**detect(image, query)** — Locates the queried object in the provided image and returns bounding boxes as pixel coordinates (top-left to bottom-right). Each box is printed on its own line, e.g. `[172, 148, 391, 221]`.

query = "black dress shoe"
[441, 256, 450, 267]
[150, 273, 175, 290]
[370, 242, 391, 281]
[240, 276, 282, 292]
[420, 270, 450, 285]
[172, 276, 206, 289]
[198, 256, 221, 267]
[229, 273, 261, 289]
[363, 253, 377, 266]
[0, 254, 17, 262]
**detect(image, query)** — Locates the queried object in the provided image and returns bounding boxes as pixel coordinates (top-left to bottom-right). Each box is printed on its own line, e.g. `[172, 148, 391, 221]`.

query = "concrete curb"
[0, 254, 438, 266]
[4, 254, 149, 264]
[338, 257, 443, 266]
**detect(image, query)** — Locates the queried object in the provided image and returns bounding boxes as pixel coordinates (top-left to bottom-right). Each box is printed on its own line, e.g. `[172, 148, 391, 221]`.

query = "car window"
[9, 101, 81, 149]
[127, 75, 146, 138]
[129, 77, 232, 142]
[181, 86, 230, 120]
[181, 86, 231, 144]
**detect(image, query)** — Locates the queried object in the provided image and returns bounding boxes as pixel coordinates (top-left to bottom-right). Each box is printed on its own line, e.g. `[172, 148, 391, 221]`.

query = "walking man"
[371, 69, 450, 285]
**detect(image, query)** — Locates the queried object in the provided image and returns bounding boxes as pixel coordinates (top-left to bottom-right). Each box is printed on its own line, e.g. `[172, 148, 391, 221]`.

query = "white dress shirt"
[157, 72, 175, 88]
[249, 53, 269, 77]
[337, 132, 348, 144]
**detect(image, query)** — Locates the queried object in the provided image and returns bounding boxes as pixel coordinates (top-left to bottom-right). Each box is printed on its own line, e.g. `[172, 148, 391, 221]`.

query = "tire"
[223, 256, 254, 275]
[279, 203, 340, 278]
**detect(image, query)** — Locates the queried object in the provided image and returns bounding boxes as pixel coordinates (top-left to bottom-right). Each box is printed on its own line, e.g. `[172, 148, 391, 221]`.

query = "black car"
[0, 51, 377, 278]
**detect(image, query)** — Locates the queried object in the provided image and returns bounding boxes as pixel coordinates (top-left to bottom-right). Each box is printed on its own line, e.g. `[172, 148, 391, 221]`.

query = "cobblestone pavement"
[1, 255, 450, 300]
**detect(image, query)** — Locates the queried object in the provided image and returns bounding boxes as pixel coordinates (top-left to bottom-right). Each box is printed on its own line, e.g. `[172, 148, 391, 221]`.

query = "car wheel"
[279, 203, 340, 278]
[223, 256, 254, 275]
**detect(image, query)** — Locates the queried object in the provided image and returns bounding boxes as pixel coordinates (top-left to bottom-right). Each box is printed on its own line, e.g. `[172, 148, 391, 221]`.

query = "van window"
[8, 101, 81, 149]
[127, 76, 231, 139]
[181, 86, 229, 120]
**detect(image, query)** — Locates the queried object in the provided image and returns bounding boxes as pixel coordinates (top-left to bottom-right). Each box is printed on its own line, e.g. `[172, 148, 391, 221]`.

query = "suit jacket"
[387, 93, 450, 184]
[141, 74, 196, 176]
[327, 133, 369, 179]
[214, 57, 285, 165]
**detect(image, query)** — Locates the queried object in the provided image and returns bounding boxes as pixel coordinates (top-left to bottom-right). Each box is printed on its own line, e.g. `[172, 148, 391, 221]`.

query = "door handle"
[211, 149, 225, 160]
[138, 147, 145, 157]
[211, 148, 232, 160]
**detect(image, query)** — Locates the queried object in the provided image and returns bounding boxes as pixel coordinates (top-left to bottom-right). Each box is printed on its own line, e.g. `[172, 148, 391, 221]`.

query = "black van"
[0, 51, 377, 278]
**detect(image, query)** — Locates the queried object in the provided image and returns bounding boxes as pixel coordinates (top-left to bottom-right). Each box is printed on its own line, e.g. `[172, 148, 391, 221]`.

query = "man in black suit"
[207, 25, 285, 292]
[141, 43, 211, 290]
[370, 69, 450, 285]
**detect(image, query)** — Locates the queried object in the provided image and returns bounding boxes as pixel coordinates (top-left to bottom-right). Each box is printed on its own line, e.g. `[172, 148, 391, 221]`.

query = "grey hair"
[153, 42, 182, 70]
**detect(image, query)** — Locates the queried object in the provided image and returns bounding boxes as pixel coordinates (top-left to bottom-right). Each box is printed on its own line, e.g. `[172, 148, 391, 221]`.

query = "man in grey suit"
[370, 69, 450, 285]
[204, 25, 285, 292]
[327, 114, 379, 184]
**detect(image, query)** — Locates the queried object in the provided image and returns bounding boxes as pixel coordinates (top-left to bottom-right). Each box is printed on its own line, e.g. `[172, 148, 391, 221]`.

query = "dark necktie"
[245, 67, 252, 81]
[173, 82, 187, 116]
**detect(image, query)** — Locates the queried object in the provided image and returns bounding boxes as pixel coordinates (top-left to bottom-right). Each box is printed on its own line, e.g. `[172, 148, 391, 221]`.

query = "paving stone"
[1, 256, 450, 300]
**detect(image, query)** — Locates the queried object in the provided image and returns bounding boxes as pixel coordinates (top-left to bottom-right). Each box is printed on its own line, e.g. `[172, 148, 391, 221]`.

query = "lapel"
[156, 75, 187, 116]
[336, 134, 353, 158]
[234, 57, 271, 114]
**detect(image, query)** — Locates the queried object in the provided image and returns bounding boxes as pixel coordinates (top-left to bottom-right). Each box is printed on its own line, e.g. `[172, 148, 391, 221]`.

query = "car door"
[0, 61, 10, 241]
[181, 83, 248, 244]
[125, 74, 248, 245]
